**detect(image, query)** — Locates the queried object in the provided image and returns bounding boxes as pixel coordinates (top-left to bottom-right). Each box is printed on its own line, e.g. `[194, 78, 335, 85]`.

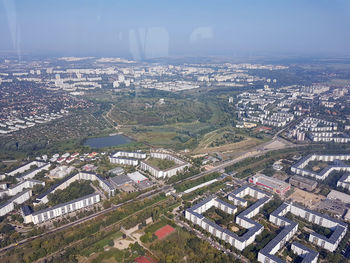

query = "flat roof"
[327, 190, 350, 204]
[290, 175, 317, 185]
[253, 174, 290, 190]
[127, 171, 148, 183]
[110, 174, 132, 186]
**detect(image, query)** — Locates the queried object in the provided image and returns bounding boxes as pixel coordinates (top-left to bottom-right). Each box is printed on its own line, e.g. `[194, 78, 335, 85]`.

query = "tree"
[108, 239, 114, 247]
[0, 224, 14, 234]
[151, 208, 160, 222]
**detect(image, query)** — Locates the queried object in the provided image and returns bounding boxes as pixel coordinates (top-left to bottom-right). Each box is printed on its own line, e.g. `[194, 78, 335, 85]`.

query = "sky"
[1, 0, 350, 59]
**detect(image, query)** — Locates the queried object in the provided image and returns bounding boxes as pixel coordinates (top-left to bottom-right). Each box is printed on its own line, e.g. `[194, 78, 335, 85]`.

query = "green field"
[146, 157, 177, 170]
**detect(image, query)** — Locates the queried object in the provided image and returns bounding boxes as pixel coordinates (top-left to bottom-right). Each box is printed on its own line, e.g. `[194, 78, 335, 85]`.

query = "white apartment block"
[140, 152, 190, 178]
[309, 132, 350, 143]
[35, 171, 115, 205]
[1, 179, 44, 197]
[0, 190, 32, 217]
[6, 161, 51, 181]
[29, 193, 100, 224]
[186, 186, 272, 251]
[258, 202, 346, 263]
[291, 154, 350, 181]
[109, 151, 146, 166]
[337, 173, 350, 191]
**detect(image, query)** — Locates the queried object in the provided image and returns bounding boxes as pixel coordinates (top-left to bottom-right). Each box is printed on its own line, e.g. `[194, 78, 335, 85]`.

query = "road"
[173, 136, 297, 187]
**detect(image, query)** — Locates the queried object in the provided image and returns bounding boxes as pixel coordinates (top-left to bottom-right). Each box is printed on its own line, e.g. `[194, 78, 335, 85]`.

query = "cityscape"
[1, 1, 350, 263]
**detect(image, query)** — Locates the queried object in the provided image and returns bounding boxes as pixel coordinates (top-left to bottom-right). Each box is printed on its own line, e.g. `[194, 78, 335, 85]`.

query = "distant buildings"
[289, 117, 340, 142]
[249, 174, 290, 195]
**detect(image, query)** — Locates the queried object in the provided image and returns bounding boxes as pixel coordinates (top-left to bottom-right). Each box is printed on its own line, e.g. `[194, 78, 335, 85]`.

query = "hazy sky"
[1, 0, 350, 59]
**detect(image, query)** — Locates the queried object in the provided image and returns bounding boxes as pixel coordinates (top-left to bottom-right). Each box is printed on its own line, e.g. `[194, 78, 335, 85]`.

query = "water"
[84, 134, 133, 149]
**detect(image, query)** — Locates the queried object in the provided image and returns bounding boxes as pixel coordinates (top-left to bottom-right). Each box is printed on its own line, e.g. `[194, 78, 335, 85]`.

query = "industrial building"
[127, 171, 148, 183]
[109, 174, 133, 188]
[289, 175, 317, 191]
[249, 174, 290, 195]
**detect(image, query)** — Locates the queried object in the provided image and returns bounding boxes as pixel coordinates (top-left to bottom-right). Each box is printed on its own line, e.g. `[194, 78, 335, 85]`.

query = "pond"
[83, 134, 133, 149]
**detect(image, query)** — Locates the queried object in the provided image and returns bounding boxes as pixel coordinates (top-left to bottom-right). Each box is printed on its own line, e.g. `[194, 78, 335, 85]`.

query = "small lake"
[84, 134, 133, 149]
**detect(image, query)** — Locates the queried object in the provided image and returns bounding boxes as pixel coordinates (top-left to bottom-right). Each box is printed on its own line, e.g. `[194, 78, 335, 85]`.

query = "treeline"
[48, 180, 94, 206]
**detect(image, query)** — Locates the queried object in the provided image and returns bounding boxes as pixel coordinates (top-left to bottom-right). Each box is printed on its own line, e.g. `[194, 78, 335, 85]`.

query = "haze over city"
[1, 0, 350, 58]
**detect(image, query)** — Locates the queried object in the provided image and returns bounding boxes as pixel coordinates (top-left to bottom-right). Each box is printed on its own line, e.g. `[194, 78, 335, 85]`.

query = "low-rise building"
[49, 165, 75, 178]
[327, 190, 350, 204]
[249, 174, 290, 195]
[108, 167, 124, 176]
[109, 174, 133, 188]
[289, 175, 317, 191]
[127, 171, 148, 183]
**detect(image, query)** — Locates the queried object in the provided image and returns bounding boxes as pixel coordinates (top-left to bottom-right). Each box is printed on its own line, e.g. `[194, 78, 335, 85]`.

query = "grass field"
[193, 127, 265, 154]
[305, 161, 332, 173]
[146, 158, 177, 170]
